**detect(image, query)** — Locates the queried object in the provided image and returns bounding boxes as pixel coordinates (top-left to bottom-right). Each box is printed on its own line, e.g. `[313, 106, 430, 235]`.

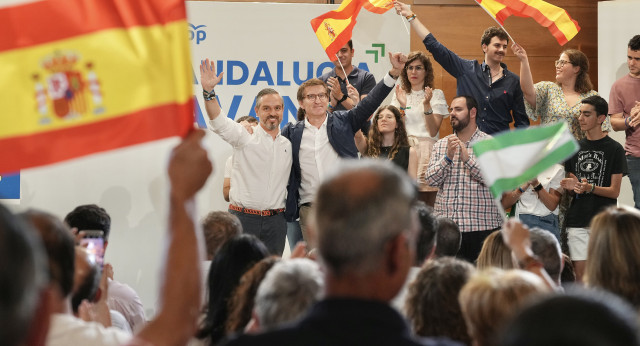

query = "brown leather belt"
[228, 204, 285, 217]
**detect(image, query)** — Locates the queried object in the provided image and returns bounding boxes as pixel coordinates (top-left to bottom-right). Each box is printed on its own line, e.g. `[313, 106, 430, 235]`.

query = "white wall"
[598, 0, 639, 208]
[8, 1, 408, 317]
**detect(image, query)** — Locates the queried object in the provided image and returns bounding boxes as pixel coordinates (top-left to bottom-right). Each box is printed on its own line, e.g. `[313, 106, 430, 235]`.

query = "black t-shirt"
[564, 136, 628, 228]
[379, 146, 410, 172]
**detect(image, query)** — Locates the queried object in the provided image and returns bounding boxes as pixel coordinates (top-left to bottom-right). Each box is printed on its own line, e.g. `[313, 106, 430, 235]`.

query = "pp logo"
[189, 24, 207, 44]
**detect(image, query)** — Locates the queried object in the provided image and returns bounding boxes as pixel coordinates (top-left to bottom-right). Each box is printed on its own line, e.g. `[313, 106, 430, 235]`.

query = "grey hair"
[315, 159, 418, 276]
[254, 258, 324, 330]
[529, 228, 562, 285]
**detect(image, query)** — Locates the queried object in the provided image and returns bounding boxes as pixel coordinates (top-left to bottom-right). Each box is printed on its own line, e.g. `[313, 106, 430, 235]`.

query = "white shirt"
[391, 88, 449, 139]
[209, 114, 292, 210]
[224, 155, 232, 179]
[47, 313, 131, 346]
[516, 164, 565, 217]
[298, 115, 342, 205]
[107, 279, 146, 333]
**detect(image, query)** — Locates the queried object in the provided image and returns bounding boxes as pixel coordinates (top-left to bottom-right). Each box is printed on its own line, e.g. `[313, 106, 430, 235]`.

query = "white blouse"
[391, 88, 449, 140]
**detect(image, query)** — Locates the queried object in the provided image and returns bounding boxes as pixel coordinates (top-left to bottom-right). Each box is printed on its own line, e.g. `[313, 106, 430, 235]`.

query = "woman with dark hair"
[586, 206, 640, 308]
[362, 105, 418, 178]
[225, 256, 280, 335]
[196, 234, 269, 345]
[391, 51, 448, 197]
[512, 45, 607, 139]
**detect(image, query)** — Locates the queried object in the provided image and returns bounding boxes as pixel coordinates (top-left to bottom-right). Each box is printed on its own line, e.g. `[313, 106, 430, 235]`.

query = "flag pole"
[493, 195, 508, 223]
[400, 14, 410, 36]
[475, 3, 516, 45]
[335, 53, 349, 83]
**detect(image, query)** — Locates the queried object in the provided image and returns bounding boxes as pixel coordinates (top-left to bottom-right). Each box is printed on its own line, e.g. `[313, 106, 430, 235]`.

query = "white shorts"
[567, 227, 591, 261]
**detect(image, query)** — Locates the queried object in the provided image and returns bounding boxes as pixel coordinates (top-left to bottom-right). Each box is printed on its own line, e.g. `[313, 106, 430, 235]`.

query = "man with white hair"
[250, 258, 323, 331]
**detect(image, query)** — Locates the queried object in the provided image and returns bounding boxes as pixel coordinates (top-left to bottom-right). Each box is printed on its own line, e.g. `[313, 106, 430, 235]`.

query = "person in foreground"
[130, 129, 213, 346]
[223, 160, 461, 346]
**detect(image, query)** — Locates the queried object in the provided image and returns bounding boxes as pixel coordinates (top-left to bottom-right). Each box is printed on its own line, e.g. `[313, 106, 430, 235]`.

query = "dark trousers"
[229, 210, 287, 256]
[458, 228, 498, 264]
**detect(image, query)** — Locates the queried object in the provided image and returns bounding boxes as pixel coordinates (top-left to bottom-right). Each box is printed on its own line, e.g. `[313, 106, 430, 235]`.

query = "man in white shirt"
[282, 52, 406, 243]
[200, 59, 292, 255]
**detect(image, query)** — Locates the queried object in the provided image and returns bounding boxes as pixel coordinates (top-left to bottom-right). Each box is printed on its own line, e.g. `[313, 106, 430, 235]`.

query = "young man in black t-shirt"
[561, 95, 628, 282]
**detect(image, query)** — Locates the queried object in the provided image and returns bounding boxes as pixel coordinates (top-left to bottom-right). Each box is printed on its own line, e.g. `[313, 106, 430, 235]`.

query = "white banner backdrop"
[11, 1, 409, 317]
[598, 0, 638, 208]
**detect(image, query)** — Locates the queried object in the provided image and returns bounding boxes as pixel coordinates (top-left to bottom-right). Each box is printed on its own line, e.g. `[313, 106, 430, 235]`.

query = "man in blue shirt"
[394, 2, 529, 134]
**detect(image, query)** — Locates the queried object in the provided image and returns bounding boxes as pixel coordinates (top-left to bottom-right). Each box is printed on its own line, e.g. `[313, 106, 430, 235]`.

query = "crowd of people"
[2, 2, 640, 345]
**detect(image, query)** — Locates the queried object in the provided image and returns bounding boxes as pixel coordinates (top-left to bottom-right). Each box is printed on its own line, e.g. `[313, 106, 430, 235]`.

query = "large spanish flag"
[311, 0, 364, 61]
[0, 0, 193, 174]
[475, 0, 580, 46]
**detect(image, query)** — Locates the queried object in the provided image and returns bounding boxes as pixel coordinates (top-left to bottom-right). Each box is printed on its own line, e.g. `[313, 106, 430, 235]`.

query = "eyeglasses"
[555, 59, 572, 67]
[406, 65, 425, 72]
[304, 93, 328, 101]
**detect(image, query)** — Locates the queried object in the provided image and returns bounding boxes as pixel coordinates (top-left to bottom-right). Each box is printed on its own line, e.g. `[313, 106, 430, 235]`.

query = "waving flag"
[472, 122, 578, 198]
[0, 0, 193, 174]
[363, 0, 393, 14]
[475, 0, 580, 45]
[311, 0, 364, 61]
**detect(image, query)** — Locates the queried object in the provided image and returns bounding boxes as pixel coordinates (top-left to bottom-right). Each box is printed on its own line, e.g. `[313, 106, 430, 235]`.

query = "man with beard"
[425, 95, 503, 263]
[201, 59, 292, 255]
[394, 1, 528, 135]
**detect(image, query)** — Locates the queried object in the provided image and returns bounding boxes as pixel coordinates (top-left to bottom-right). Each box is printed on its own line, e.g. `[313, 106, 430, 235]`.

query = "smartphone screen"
[80, 230, 105, 268]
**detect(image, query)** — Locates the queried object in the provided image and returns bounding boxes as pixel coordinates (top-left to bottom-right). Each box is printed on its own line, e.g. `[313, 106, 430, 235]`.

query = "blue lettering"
[276, 61, 290, 86]
[293, 61, 313, 85]
[251, 61, 274, 85]
[227, 95, 243, 119]
[196, 30, 206, 44]
[227, 61, 248, 85]
[316, 62, 334, 77]
[357, 62, 370, 72]
[192, 65, 199, 85]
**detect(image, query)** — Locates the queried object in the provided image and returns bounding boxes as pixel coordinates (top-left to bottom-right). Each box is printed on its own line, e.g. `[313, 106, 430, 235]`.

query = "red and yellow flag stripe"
[363, 0, 393, 14]
[0, 0, 193, 173]
[475, 0, 516, 25]
[496, 0, 580, 46]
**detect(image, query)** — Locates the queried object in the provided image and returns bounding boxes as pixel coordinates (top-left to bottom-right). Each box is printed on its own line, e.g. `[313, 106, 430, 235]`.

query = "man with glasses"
[200, 59, 292, 256]
[283, 52, 406, 245]
[394, 1, 529, 134]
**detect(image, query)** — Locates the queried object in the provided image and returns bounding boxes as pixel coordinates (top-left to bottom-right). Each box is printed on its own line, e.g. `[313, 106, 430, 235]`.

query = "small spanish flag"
[311, 0, 365, 61]
[475, 0, 580, 46]
[0, 0, 193, 174]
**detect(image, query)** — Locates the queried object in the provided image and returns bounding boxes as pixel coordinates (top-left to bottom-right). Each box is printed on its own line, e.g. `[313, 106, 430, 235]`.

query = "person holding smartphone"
[65, 205, 146, 333]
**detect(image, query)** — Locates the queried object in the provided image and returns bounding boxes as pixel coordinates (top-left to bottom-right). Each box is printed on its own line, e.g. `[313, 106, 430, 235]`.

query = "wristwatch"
[533, 183, 543, 192]
[338, 94, 348, 104]
[424, 109, 433, 115]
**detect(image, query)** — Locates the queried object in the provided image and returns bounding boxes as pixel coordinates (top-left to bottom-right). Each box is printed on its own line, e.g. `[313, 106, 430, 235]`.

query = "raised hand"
[395, 85, 407, 108]
[200, 58, 223, 92]
[346, 83, 360, 103]
[169, 129, 213, 201]
[389, 52, 408, 78]
[511, 43, 528, 62]
[393, 1, 412, 17]
[327, 76, 344, 101]
[423, 86, 433, 105]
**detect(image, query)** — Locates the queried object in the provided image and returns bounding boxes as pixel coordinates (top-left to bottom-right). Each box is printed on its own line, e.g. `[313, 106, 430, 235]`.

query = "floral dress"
[525, 81, 610, 140]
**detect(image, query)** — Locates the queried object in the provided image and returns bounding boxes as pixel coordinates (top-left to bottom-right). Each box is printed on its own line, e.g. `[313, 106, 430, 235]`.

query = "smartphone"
[80, 230, 105, 268]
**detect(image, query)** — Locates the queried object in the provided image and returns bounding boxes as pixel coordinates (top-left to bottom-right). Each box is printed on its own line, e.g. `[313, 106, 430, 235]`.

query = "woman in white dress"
[391, 51, 448, 204]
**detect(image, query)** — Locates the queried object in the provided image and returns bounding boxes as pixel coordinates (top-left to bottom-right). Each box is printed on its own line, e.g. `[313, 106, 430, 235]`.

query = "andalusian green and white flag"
[473, 122, 578, 198]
